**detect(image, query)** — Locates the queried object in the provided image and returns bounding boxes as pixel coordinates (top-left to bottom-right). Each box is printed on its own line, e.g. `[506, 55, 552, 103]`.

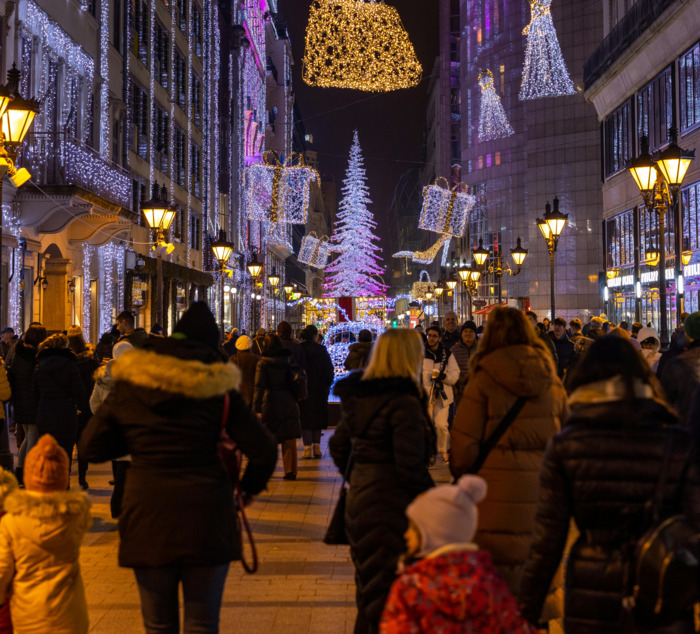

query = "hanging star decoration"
[420, 177, 476, 237]
[478, 70, 515, 142]
[302, 0, 422, 92]
[298, 233, 332, 269]
[519, 0, 576, 100]
[244, 151, 319, 225]
[393, 234, 451, 265]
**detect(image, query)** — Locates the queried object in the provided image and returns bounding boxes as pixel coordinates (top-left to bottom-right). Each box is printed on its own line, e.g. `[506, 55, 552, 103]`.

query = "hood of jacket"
[111, 337, 240, 399]
[475, 344, 555, 397]
[348, 341, 372, 354]
[10, 340, 38, 364]
[35, 347, 77, 373]
[3, 489, 91, 549]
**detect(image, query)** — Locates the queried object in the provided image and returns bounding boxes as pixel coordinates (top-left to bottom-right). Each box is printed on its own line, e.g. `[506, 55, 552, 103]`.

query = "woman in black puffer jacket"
[330, 329, 435, 634]
[519, 336, 700, 634]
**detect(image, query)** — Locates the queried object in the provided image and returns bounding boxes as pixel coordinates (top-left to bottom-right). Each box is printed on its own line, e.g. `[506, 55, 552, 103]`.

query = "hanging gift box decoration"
[244, 151, 319, 224]
[302, 0, 422, 92]
[298, 233, 332, 268]
[419, 178, 475, 238]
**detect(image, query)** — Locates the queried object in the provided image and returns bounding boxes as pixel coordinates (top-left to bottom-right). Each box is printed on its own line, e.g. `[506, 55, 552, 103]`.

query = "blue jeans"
[134, 564, 229, 633]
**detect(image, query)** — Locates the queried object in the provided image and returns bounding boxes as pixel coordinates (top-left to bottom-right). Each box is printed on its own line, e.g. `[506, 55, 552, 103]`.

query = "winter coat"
[450, 340, 478, 403]
[380, 546, 536, 634]
[422, 344, 460, 408]
[344, 341, 373, 371]
[251, 336, 265, 357]
[7, 341, 38, 426]
[519, 379, 700, 634]
[117, 328, 149, 348]
[89, 361, 116, 414]
[0, 362, 10, 422]
[73, 348, 99, 427]
[659, 341, 700, 425]
[280, 335, 307, 370]
[299, 339, 334, 430]
[79, 337, 277, 568]
[550, 333, 574, 378]
[441, 328, 461, 352]
[231, 349, 259, 406]
[450, 344, 569, 593]
[253, 350, 301, 442]
[0, 489, 91, 634]
[32, 348, 87, 458]
[329, 374, 435, 630]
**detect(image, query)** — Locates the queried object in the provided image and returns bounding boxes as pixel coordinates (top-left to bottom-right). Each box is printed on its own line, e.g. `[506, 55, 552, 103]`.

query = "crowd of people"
[0, 303, 694, 632]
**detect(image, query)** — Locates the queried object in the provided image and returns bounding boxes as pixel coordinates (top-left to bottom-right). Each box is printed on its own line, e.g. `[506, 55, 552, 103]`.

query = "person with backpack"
[518, 335, 700, 633]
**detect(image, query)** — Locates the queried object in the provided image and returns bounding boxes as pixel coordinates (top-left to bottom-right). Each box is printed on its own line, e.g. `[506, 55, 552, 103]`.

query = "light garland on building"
[393, 234, 451, 265]
[302, 0, 422, 92]
[478, 70, 514, 142]
[420, 177, 475, 237]
[99, 0, 109, 157]
[100, 243, 116, 335]
[3, 206, 21, 332]
[519, 0, 576, 100]
[82, 245, 93, 342]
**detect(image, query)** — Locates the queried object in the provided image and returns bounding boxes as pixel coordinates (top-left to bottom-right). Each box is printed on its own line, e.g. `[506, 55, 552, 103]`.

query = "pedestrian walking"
[253, 333, 302, 480]
[0, 328, 14, 363]
[380, 475, 535, 634]
[344, 329, 373, 371]
[7, 324, 46, 485]
[451, 321, 478, 407]
[422, 325, 459, 465]
[450, 306, 568, 596]
[231, 335, 259, 406]
[115, 311, 149, 347]
[550, 317, 575, 378]
[222, 328, 239, 357]
[0, 434, 91, 633]
[79, 302, 277, 634]
[637, 326, 662, 369]
[94, 332, 115, 363]
[441, 312, 461, 351]
[299, 325, 334, 458]
[277, 321, 307, 370]
[330, 329, 435, 633]
[32, 334, 87, 474]
[518, 335, 700, 633]
[251, 327, 266, 356]
[526, 311, 558, 363]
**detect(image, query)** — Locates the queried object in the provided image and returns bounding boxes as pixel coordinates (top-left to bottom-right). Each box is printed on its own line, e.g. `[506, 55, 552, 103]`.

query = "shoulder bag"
[468, 396, 527, 474]
[218, 392, 259, 573]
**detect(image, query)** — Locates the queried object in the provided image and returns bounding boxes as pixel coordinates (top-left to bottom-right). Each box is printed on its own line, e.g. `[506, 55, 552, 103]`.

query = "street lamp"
[627, 129, 695, 347]
[485, 237, 529, 305]
[536, 197, 568, 320]
[247, 248, 264, 280]
[141, 183, 176, 328]
[211, 230, 234, 338]
[462, 267, 481, 321]
[473, 238, 490, 269]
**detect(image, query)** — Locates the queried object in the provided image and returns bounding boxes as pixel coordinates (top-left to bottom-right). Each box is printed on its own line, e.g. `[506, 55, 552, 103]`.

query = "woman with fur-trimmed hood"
[79, 303, 277, 633]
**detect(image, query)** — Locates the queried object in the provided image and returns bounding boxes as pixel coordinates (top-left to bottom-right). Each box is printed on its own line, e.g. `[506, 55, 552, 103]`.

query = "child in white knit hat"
[379, 475, 535, 633]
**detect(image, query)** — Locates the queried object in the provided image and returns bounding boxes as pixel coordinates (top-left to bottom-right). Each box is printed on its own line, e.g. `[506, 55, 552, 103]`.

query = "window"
[131, 80, 148, 159]
[190, 215, 201, 250]
[637, 67, 673, 152]
[605, 209, 635, 269]
[192, 3, 203, 58]
[680, 43, 700, 133]
[174, 50, 186, 109]
[112, 0, 122, 53]
[178, 0, 188, 33]
[174, 126, 186, 187]
[604, 98, 633, 177]
[154, 21, 170, 90]
[134, 0, 149, 66]
[191, 73, 202, 128]
[682, 180, 700, 251]
[154, 104, 169, 174]
[112, 120, 120, 165]
[190, 143, 201, 198]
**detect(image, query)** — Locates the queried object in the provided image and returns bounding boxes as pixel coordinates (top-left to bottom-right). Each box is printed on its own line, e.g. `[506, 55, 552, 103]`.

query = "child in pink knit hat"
[380, 475, 535, 633]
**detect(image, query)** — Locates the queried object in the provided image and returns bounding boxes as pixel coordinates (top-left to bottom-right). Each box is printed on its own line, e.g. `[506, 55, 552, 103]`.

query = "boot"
[14, 466, 22, 488]
[313, 443, 322, 458]
[78, 457, 89, 490]
[301, 446, 312, 459]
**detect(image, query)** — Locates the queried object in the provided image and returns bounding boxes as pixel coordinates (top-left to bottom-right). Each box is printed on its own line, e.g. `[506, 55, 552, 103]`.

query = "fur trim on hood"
[4, 489, 91, 519]
[112, 348, 241, 398]
[36, 347, 76, 362]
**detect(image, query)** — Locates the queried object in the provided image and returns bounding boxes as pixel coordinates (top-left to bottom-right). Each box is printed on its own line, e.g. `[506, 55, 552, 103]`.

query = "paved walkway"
[72, 432, 450, 633]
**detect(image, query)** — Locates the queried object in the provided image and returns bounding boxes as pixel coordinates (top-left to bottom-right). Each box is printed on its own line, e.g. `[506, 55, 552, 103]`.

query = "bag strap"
[469, 396, 527, 474]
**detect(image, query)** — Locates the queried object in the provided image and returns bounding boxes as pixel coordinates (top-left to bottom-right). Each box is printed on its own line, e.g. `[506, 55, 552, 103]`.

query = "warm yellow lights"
[681, 250, 692, 266]
[211, 231, 234, 266]
[646, 247, 660, 267]
[302, 0, 422, 92]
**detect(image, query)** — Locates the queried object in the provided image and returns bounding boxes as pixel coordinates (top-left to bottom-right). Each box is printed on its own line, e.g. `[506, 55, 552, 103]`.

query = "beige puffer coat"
[450, 343, 569, 593]
[0, 489, 91, 634]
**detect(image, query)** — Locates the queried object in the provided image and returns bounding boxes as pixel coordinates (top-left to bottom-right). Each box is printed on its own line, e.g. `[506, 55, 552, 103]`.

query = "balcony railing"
[18, 132, 132, 210]
[584, 0, 676, 90]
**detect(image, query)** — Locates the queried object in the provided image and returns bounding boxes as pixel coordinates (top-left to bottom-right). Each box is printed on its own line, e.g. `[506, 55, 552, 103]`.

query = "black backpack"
[622, 433, 700, 629]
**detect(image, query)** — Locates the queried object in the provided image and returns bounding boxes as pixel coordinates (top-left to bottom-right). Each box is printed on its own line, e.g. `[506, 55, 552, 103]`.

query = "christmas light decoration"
[298, 233, 331, 268]
[244, 151, 319, 224]
[99, 0, 109, 157]
[82, 245, 93, 343]
[519, 0, 576, 100]
[420, 177, 476, 237]
[393, 234, 451, 265]
[324, 131, 386, 297]
[478, 70, 514, 142]
[3, 206, 21, 332]
[302, 0, 422, 92]
[323, 321, 385, 384]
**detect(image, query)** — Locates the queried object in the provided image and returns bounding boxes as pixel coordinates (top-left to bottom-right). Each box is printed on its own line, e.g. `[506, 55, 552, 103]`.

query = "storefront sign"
[684, 263, 700, 279]
[607, 275, 634, 288]
[640, 268, 674, 284]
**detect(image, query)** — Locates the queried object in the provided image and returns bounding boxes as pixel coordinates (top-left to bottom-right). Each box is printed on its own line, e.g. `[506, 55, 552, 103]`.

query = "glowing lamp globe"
[247, 250, 263, 279]
[469, 269, 481, 283]
[283, 284, 294, 295]
[211, 230, 234, 266]
[267, 269, 281, 287]
[446, 277, 458, 291]
[510, 237, 528, 267]
[544, 198, 568, 238]
[627, 137, 658, 193]
[141, 183, 175, 231]
[681, 250, 692, 266]
[2, 65, 39, 145]
[458, 262, 470, 282]
[473, 239, 490, 268]
[646, 247, 660, 267]
[656, 129, 695, 187]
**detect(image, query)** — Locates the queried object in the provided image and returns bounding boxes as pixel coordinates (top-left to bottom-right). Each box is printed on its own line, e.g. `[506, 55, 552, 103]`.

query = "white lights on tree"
[393, 234, 451, 265]
[420, 177, 476, 237]
[519, 0, 576, 100]
[244, 151, 319, 224]
[478, 70, 514, 142]
[298, 232, 331, 268]
[324, 131, 386, 297]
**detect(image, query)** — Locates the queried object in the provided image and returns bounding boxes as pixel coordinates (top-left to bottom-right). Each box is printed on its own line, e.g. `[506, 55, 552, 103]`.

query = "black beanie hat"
[461, 321, 477, 334]
[173, 302, 221, 350]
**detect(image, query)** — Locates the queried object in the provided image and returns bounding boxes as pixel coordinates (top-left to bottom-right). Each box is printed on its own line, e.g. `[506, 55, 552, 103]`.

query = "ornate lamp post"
[211, 230, 234, 338]
[628, 130, 695, 348]
[483, 237, 528, 305]
[247, 248, 263, 331]
[141, 184, 176, 328]
[536, 197, 568, 320]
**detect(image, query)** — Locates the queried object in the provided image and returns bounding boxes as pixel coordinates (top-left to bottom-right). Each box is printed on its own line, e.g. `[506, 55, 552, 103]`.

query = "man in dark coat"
[549, 317, 575, 379]
[299, 326, 334, 458]
[251, 328, 266, 356]
[344, 329, 373, 371]
[277, 321, 307, 370]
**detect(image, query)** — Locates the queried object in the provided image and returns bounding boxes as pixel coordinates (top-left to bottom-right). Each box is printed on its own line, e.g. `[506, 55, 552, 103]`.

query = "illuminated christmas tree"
[519, 0, 576, 100]
[324, 131, 386, 297]
[478, 70, 514, 142]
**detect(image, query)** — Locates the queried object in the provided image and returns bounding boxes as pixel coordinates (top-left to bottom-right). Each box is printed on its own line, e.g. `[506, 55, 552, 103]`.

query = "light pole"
[247, 248, 263, 331]
[536, 198, 568, 320]
[457, 260, 470, 321]
[267, 267, 280, 327]
[627, 130, 694, 348]
[141, 184, 176, 328]
[211, 230, 234, 339]
[483, 237, 528, 305]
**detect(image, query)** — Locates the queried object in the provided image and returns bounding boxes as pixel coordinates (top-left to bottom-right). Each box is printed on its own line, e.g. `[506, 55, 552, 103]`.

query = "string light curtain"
[420, 177, 476, 237]
[478, 70, 514, 142]
[519, 0, 575, 100]
[302, 0, 422, 92]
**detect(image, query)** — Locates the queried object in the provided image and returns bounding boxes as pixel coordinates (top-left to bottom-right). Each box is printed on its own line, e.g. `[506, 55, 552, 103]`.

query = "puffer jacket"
[79, 337, 277, 568]
[253, 350, 301, 442]
[7, 341, 38, 425]
[659, 341, 700, 425]
[330, 374, 435, 631]
[0, 489, 91, 634]
[450, 344, 568, 592]
[519, 379, 700, 634]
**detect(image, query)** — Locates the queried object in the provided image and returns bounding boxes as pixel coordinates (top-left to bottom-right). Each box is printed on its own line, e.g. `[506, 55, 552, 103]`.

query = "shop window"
[682, 180, 700, 250]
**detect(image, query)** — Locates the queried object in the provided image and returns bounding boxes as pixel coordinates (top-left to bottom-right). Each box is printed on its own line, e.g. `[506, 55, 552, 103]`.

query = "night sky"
[282, 1, 440, 261]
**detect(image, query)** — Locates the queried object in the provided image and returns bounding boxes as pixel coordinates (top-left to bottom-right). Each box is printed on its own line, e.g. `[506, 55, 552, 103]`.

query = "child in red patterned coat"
[380, 475, 536, 634]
